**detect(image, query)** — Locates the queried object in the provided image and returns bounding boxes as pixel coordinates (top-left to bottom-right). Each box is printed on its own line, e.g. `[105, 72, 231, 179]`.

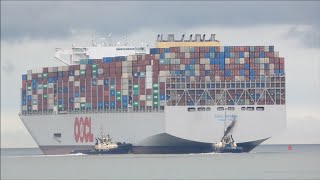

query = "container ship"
[19, 34, 286, 154]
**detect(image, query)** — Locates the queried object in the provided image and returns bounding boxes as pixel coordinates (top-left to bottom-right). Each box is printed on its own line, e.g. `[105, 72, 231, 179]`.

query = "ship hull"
[20, 105, 286, 155]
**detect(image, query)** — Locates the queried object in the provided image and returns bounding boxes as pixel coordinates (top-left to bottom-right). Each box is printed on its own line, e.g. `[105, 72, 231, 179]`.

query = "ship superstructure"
[20, 34, 286, 154]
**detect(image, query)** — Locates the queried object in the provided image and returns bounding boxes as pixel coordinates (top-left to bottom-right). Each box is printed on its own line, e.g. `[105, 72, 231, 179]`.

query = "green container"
[140, 72, 145, 77]
[43, 84, 48, 88]
[43, 73, 48, 78]
[92, 64, 98, 69]
[81, 103, 86, 107]
[43, 94, 47, 99]
[80, 70, 86, 76]
[133, 101, 139, 107]
[92, 70, 97, 74]
[133, 90, 139, 96]
[38, 84, 43, 89]
[153, 89, 158, 94]
[86, 103, 92, 108]
[116, 96, 121, 101]
[133, 85, 139, 89]
[38, 74, 42, 78]
[153, 84, 158, 89]
[27, 86, 31, 90]
[32, 100, 37, 105]
[80, 59, 88, 64]
[153, 101, 158, 106]
[58, 104, 63, 108]
[110, 85, 115, 90]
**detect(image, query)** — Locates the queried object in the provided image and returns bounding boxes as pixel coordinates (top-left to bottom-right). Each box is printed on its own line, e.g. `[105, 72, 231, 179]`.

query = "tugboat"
[71, 134, 132, 155]
[213, 115, 243, 153]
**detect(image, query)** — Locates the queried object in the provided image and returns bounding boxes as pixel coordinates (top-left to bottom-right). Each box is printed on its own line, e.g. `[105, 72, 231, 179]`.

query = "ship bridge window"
[256, 107, 265, 111]
[247, 107, 254, 111]
[206, 107, 211, 111]
[217, 107, 224, 111]
[197, 107, 205, 111]
[188, 107, 196, 112]
[228, 107, 235, 111]
[241, 107, 246, 111]
[53, 133, 61, 138]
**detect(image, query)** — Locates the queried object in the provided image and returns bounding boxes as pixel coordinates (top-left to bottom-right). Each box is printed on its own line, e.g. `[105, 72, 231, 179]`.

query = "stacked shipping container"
[21, 46, 285, 113]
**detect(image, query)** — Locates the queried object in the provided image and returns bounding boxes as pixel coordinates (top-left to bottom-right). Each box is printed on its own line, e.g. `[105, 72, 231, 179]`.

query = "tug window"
[206, 107, 211, 111]
[247, 107, 254, 111]
[188, 108, 196, 112]
[217, 107, 224, 111]
[241, 107, 246, 111]
[256, 107, 265, 111]
[228, 107, 235, 111]
[197, 107, 205, 111]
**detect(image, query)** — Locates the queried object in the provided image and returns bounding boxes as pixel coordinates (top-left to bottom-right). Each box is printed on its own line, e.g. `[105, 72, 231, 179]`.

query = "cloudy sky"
[1, 1, 320, 148]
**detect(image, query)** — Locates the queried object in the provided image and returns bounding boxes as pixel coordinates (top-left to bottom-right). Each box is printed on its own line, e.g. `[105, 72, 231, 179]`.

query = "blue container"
[160, 53, 165, 59]
[185, 65, 190, 70]
[219, 64, 225, 69]
[279, 70, 284, 75]
[104, 79, 109, 85]
[32, 79, 37, 84]
[209, 47, 214, 52]
[240, 52, 244, 58]
[48, 78, 56, 83]
[69, 70, 74, 76]
[225, 52, 230, 58]
[150, 48, 159, 54]
[175, 70, 180, 75]
[205, 70, 211, 76]
[75, 92, 80, 97]
[110, 102, 115, 108]
[22, 75, 27, 80]
[240, 70, 245, 76]
[220, 58, 225, 64]
[225, 70, 231, 76]
[27, 95, 32, 101]
[32, 84, 37, 89]
[269, 46, 274, 52]
[92, 79, 97, 86]
[250, 70, 255, 76]
[58, 98, 63, 103]
[58, 87, 62, 93]
[250, 76, 255, 80]
[88, 59, 94, 64]
[63, 87, 68, 93]
[164, 48, 170, 53]
[166, 95, 171, 100]
[224, 46, 230, 52]
[215, 53, 220, 58]
[190, 71, 195, 76]
[190, 59, 195, 64]
[98, 102, 103, 108]
[122, 96, 128, 101]
[22, 101, 27, 106]
[210, 59, 215, 65]
[110, 79, 115, 85]
[69, 97, 74, 103]
[110, 90, 115, 96]
[205, 53, 210, 58]
[244, 64, 250, 70]
[160, 95, 165, 100]
[180, 70, 185, 75]
[104, 102, 109, 108]
[249, 52, 254, 58]
[219, 52, 225, 58]
[260, 52, 265, 58]
[58, 72, 63, 77]
[103, 57, 113, 63]
[189, 47, 194, 52]
[80, 86, 85, 92]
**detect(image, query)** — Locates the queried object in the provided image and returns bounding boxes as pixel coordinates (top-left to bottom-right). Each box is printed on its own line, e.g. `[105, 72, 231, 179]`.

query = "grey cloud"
[1, 1, 320, 41]
[285, 26, 320, 49]
[2, 61, 15, 74]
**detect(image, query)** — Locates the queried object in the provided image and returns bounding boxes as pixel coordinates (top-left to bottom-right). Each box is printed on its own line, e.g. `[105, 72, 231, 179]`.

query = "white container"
[27, 70, 32, 75]
[27, 74, 32, 80]
[165, 53, 170, 59]
[155, 54, 160, 59]
[264, 58, 269, 63]
[49, 94, 54, 98]
[74, 103, 80, 109]
[80, 65, 86, 70]
[180, 64, 185, 70]
[269, 64, 274, 69]
[37, 89, 43, 94]
[185, 53, 190, 58]
[74, 98, 80, 103]
[98, 69, 103, 74]
[146, 101, 152, 106]
[240, 58, 245, 64]
[260, 58, 264, 64]
[215, 76, 221, 81]
[48, 83, 54, 88]
[225, 58, 230, 64]
[69, 76, 74, 81]
[244, 52, 249, 58]
[32, 105, 38, 110]
[274, 52, 279, 57]
[170, 53, 176, 59]
[122, 90, 128, 95]
[58, 66, 63, 71]
[75, 70, 80, 76]
[140, 95, 146, 101]
[63, 66, 69, 71]
[32, 95, 37, 99]
[74, 81, 80, 87]
[260, 70, 265, 75]
[98, 80, 103, 85]
[81, 97, 86, 102]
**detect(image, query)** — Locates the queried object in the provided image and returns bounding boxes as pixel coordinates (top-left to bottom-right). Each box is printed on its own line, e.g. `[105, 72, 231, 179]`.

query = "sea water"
[1, 145, 320, 179]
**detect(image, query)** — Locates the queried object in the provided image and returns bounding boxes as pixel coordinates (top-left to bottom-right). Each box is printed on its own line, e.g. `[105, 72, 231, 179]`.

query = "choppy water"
[1, 145, 320, 179]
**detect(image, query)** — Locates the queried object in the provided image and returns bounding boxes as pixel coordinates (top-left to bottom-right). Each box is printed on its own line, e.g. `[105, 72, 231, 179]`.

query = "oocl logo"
[74, 117, 94, 143]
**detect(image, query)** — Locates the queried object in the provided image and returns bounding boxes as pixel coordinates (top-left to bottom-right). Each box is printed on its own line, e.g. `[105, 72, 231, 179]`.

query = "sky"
[1, 1, 320, 148]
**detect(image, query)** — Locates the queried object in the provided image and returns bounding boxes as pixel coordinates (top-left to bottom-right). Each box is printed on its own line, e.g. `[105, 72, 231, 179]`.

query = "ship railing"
[20, 107, 164, 116]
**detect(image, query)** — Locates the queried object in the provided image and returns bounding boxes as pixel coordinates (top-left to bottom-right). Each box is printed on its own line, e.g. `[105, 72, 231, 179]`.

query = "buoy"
[288, 144, 292, 151]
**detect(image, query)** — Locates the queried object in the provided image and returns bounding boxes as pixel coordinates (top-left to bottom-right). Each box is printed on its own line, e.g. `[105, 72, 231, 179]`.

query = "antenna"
[108, 33, 112, 46]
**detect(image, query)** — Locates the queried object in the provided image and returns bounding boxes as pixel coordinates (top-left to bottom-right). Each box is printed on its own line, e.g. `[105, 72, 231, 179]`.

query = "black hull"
[71, 144, 132, 155]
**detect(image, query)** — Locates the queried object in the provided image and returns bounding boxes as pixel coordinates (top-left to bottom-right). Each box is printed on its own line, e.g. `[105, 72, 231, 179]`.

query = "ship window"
[188, 107, 196, 112]
[256, 107, 265, 111]
[53, 133, 61, 138]
[228, 107, 235, 111]
[247, 107, 254, 111]
[241, 107, 246, 111]
[197, 107, 205, 111]
[206, 107, 211, 111]
[217, 107, 224, 111]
